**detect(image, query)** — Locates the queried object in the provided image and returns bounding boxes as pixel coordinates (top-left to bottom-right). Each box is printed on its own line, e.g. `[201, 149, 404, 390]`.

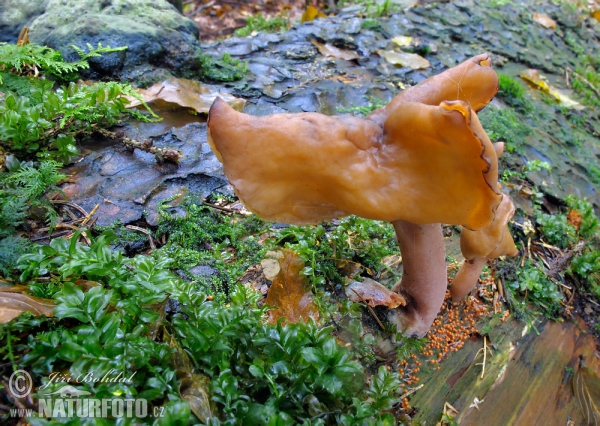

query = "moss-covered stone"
[28, 0, 200, 81]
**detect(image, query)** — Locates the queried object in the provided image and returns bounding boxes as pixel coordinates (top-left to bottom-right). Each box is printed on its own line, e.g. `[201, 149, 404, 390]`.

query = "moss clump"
[233, 13, 289, 37]
[197, 51, 248, 82]
[497, 73, 532, 112]
[478, 106, 532, 152]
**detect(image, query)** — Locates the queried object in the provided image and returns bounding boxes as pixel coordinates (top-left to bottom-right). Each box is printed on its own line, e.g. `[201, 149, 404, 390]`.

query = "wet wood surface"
[411, 317, 600, 425]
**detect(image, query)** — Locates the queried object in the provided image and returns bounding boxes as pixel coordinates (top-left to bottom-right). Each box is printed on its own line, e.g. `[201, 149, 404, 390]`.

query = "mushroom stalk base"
[450, 257, 487, 303]
[388, 220, 447, 338]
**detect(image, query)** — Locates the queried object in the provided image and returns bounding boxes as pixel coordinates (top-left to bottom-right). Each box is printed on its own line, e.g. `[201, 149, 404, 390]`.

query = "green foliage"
[0, 80, 156, 163]
[274, 216, 399, 288]
[501, 159, 550, 182]
[497, 73, 532, 112]
[234, 13, 290, 37]
[565, 195, 599, 238]
[570, 250, 600, 297]
[155, 195, 269, 303]
[337, 97, 387, 117]
[395, 334, 428, 362]
[0, 42, 127, 84]
[536, 211, 578, 248]
[361, 19, 382, 31]
[536, 196, 598, 249]
[478, 106, 532, 153]
[0, 159, 65, 238]
[0, 231, 190, 422]
[0, 236, 32, 276]
[174, 284, 399, 424]
[197, 51, 248, 82]
[338, 0, 397, 17]
[507, 262, 563, 317]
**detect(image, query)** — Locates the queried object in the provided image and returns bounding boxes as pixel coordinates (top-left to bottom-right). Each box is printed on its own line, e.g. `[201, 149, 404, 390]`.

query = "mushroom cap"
[207, 98, 501, 229]
[459, 193, 519, 259]
[368, 53, 499, 126]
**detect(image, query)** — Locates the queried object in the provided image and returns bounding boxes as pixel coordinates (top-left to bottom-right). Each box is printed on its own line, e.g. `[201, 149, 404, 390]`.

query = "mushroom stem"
[388, 220, 448, 338]
[450, 256, 488, 303]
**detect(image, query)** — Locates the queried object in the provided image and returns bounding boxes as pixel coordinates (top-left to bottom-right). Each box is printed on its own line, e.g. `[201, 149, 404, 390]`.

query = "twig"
[188, 0, 215, 17]
[349, 287, 386, 331]
[81, 204, 99, 226]
[568, 66, 600, 99]
[399, 384, 424, 400]
[125, 225, 157, 250]
[96, 128, 182, 164]
[202, 200, 236, 213]
[50, 200, 89, 217]
[474, 335, 493, 379]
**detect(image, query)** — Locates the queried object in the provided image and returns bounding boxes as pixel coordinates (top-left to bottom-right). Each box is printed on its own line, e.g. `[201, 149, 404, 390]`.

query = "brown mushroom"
[368, 53, 498, 127]
[450, 193, 519, 302]
[208, 96, 501, 337]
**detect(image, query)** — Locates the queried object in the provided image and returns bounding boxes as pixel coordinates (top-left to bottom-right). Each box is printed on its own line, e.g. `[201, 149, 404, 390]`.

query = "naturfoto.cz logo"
[8, 369, 165, 419]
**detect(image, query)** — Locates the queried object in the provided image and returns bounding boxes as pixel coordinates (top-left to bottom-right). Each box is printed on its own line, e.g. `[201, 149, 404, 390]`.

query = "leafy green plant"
[0, 42, 126, 84]
[0, 159, 65, 237]
[234, 13, 290, 37]
[197, 52, 248, 82]
[507, 262, 563, 317]
[536, 211, 577, 249]
[174, 284, 399, 424]
[569, 250, 600, 297]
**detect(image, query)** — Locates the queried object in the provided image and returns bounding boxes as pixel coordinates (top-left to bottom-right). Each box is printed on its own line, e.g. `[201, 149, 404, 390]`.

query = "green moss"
[497, 73, 532, 112]
[478, 106, 532, 152]
[233, 13, 289, 37]
[197, 51, 248, 82]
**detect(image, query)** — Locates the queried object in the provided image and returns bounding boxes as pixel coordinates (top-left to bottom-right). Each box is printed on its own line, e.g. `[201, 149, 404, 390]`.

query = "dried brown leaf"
[573, 362, 600, 425]
[311, 39, 359, 61]
[265, 249, 319, 323]
[0, 291, 55, 323]
[346, 279, 406, 309]
[180, 373, 213, 423]
[376, 49, 430, 70]
[73, 279, 101, 291]
[533, 13, 557, 29]
[126, 78, 245, 113]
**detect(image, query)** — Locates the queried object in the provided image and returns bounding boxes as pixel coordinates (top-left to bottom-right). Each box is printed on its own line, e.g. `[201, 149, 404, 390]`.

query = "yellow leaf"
[519, 69, 584, 110]
[265, 250, 319, 323]
[392, 36, 413, 47]
[533, 13, 557, 29]
[376, 49, 430, 70]
[311, 39, 359, 61]
[125, 78, 245, 113]
[573, 361, 600, 425]
[593, 10, 600, 22]
[302, 5, 326, 22]
[0, 290, 54, 323]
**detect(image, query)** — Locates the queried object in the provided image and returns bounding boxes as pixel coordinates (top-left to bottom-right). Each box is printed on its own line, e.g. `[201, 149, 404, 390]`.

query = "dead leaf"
[302, 5, 326, 22]
[126, 78, 245, 113]
[520, 69, 584, 110]
[0, 290, 55, 323]
[573, 360, 600, 425]
[179, 373, 213, 424]
[164, 328, 213, 423]
[376, 49, 430, 70]
[346, 279, 406, 309]
[311, 39, 359, 61]
[593, 9, 600, 23]
[533, 13, 557, 29]
[392, 36, 413, 47]
[73, 279, 101, 291]
[265, 249, 319, 323]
